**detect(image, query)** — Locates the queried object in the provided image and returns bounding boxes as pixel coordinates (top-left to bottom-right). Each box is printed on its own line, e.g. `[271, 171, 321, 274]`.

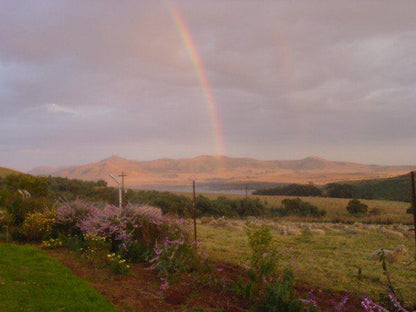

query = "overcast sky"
[1, 1, 416, 171]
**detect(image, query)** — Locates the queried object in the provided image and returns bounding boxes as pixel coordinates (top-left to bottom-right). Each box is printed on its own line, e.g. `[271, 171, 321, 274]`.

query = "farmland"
[180, 192, 412, 224]
[180, 193, 416, 304]
[1, 172, 415, 310]
[198, 220, 415, 304]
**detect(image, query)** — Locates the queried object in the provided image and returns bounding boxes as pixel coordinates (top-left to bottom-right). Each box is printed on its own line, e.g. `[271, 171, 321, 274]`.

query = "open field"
[197, 220, 416, 305]
[0, 243, 116, 312]
[179, 192, 412, 224]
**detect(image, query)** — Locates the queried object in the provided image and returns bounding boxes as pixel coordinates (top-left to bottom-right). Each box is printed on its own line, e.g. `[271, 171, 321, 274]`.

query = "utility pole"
[410, 172, 416, 257]
[193, 180, 197, 243]
[109, 174, 122, 210]
[245, 176, 249, 198]
[119, 171, 127, 207]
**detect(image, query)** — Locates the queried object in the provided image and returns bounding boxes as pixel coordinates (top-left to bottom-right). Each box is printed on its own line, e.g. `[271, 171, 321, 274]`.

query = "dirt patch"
[47, 248, 365, 312]
[46, 248, 249, 311]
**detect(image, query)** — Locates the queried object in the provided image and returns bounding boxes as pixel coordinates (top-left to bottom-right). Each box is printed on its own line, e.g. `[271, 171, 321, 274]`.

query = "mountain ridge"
[28, 155, 416, 188]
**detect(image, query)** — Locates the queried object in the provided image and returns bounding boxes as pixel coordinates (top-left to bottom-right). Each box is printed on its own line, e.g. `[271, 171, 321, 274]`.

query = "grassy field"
[180, 192, 412, 224]
[0, 243, 116, 312]
[198, 221, 416, 305]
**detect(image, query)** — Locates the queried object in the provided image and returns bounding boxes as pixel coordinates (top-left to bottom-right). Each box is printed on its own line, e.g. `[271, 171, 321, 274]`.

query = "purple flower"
[336, 291, 349, 312]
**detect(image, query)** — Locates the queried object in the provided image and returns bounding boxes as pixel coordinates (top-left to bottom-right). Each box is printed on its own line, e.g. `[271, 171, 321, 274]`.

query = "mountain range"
[28, 155, 416, 189]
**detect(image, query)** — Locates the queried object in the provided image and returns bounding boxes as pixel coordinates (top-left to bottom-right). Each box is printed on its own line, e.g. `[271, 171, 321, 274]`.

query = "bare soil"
[46, 248, 363, 312]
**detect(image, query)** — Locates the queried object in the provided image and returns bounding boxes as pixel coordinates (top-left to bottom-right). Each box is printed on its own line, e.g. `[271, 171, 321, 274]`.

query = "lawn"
[0, 243, 116, 312]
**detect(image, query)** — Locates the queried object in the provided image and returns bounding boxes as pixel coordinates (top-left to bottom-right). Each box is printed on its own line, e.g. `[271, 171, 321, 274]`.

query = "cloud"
[45, 103, 77, 115]
[1, 0, 416, 170]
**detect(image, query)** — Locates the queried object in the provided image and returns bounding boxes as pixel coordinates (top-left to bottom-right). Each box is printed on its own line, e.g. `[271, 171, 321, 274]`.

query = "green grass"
[0, 243, 116, 312]
[198, 223, 416, 305]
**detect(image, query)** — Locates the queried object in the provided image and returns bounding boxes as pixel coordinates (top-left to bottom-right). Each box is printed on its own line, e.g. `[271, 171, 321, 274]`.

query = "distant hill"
[343, 174, 413, 202]
[28, 155, 416, 189]
[0, 167, 22, 177]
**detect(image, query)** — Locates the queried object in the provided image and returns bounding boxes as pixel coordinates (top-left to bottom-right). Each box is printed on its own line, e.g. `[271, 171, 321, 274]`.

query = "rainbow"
[163, 0, 226, 162]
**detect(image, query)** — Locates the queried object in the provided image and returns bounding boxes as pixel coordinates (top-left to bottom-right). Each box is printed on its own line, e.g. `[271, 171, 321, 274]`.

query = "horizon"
[1, 1, 416, 171]
[21, 153, 416, 173]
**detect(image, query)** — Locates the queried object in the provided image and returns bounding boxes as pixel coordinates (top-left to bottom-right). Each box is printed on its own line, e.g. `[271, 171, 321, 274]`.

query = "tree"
[326, 183, 356, 198]
[346, 199, 368, 215]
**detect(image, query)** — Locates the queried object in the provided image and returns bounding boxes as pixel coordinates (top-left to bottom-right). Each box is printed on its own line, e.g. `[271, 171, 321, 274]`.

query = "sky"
[1, 1, 416, 171]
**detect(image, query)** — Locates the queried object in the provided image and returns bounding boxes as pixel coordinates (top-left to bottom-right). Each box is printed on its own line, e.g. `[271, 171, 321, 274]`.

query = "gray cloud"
[1, 0, 416, 170]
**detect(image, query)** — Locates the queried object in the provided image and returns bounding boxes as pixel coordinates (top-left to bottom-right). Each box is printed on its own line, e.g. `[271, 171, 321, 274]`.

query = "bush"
[106, 253, 130, 274]
[21, 210, 56, 241]
[82, 233, 111, 268]
[270, 198, 326, 217]
[42, 237, 64, 249]
[195, 195, 265, 218]
[326, 183, 356, 198]
[150, 235, 203, 288]
[56, 199, 99, 236]
[254, 183, 322, 197]
[246, 224, 279, 284]
[406, 206, 414, 214]
[260, 269, 305, 312]
[346, 199, 368, 215]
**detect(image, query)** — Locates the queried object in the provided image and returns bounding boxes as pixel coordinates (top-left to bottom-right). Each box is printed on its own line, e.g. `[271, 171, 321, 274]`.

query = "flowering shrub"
[42, 237, 64, 249]
[79, 204, 129, 252]
[150, 236, 209, 290]
[361, 292, 415, 312]
[21, 210, 56, 241]
[82, 233, 111, 268]
[124, 205, 188, 257]
[107, 253, 130, 275]
[56, 199, 99, 236]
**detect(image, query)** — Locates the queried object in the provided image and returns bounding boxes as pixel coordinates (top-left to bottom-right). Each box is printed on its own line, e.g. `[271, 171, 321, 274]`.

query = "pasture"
[180, 192, 412, 224]
[189, 194, 415, 304]
[198, 219, 416, 305]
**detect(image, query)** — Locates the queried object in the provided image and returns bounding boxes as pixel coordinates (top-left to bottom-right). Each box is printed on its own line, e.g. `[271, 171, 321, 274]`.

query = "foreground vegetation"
[1, 172, 415, 311]
[0, 243, 116, 312]
[198, 220, 416, 306]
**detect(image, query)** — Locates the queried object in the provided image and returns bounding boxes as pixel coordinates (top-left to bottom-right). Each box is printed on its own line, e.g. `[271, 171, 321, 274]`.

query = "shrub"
[21, 210, 56, 241]
[82, 233, 111, 268]
[406, 206, 414, 214]
[271, 198, 326, 217]
[233, 223, 285, 300]
[3, 195, 54, 226]
[58, 200, 190, 261]
[246, 224, 279, 283]
[42, 237, 64, 249]
[346, 199, 368, 215]
[150, 235, 204, 288]
[326, 183, 356, 198]
[0, 208, 13, 228]
[254, 183, 322, 197]
[56, 199, 99, 236]
[106, 253, 130, 275]
[260, 269, 305, 312]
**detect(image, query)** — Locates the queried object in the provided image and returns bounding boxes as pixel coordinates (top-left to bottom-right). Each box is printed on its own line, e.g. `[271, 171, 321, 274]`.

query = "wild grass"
[198, 222, 416, 305]
[0, 243, 116, 312]
[180, 192, 411, 224]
